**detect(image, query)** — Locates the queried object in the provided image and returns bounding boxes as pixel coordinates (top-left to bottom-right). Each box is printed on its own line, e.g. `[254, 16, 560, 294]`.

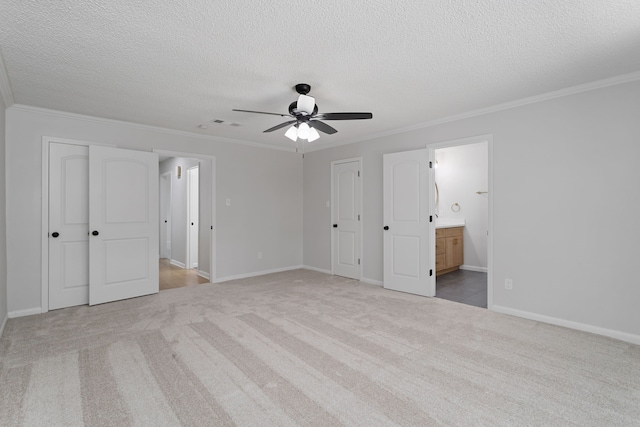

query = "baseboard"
[460, 265, 488, 273]
[197, 270, 210, 281]
[0, 314, 7, 339]
[360, 277, 383, 286]
[491, 305, 640, 346]
[302, 265, 332, 275]
[8, 307, 43, 319]
[215, 265, 303, 283]
[170, 259, 186, 269]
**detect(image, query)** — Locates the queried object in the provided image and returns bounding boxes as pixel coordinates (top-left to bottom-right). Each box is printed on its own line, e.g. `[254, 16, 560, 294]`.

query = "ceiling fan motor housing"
[294, 83, 311, 95]
[289, 101, 318, 116]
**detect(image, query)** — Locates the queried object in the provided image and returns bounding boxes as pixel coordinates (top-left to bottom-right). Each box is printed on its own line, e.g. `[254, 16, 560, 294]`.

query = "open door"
[383, 149, 434, 297]
[89, 145, 159, 305]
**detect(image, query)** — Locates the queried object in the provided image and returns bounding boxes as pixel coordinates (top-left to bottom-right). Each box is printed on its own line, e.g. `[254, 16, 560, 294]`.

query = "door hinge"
[357, 170, 360, 177]
[358, 259, 361, 265]
[429, 161, 433, 168]
[358, 214, 360, 221]
[429, 215, 433, 222]
[430, 269, 433, 276]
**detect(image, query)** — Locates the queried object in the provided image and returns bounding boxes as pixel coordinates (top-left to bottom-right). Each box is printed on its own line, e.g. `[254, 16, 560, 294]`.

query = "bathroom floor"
[436, 270, 487, 308]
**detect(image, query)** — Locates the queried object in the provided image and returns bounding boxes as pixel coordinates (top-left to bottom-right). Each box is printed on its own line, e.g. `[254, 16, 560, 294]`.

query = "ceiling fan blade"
[309, 120, 338, 135]
[233, 109, 291, 117]
[263, 120, 297, 133]
[316, 112, 373, 120]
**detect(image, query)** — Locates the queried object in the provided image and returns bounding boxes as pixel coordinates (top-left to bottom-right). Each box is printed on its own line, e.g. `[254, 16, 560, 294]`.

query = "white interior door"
[332, 160, 361, 279]
[187, 166, 199, 269]
[159, 172, 171, 259]
[89, 145, 159, 305]
[383, 149, 434, 296]
[49, 143, 90, 309]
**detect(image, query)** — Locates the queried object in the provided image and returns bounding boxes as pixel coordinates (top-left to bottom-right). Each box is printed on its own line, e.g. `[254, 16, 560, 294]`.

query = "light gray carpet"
[1, 269, 639, 426]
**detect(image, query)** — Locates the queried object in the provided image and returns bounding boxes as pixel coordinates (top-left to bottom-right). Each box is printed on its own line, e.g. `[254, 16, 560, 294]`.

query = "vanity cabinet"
[435, 226, 464, 276]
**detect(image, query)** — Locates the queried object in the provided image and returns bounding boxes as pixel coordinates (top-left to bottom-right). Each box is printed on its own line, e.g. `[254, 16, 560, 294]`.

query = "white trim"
[0, 49, 14, 107]
[0, 314, 7, 339]
[170, 259, 186, 269]
[10, 104, 295, 152]
[330, 157, 363, 280]
[307, 71, 640, 153]
[460, 265, 488, 273]
[215, 265, 303, 283]
[303, 265, 332, 275]
[154, 149, 216, 284]
[428, 134, 494, 309]
[197, 270, 210, 280]
[491, 305, 640, 346]
[8, 307, 43, 319]
[360, 277, 383, 286]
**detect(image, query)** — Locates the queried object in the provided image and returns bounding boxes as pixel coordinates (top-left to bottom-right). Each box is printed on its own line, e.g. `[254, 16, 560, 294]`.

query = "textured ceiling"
[1, 0, 640, 151]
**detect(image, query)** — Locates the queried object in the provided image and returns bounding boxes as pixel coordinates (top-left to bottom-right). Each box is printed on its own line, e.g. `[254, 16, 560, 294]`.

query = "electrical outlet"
[505, 279, 513, 290]
[258, 252, 262, 259]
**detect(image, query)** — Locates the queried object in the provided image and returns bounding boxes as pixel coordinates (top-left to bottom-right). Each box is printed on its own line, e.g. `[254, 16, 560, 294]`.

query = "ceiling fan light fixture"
[297, 95, 315, 115]
[297, 122, 311, 139]
[307, 127, 320, 142]
[284, 125, 298, 141]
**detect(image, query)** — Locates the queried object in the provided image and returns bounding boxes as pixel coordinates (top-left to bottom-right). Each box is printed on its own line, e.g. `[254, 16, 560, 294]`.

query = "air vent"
[210, 119, 241, 127]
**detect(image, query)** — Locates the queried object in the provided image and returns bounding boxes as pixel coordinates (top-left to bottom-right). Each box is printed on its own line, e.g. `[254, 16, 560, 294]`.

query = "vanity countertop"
[435, 218, 465, 229]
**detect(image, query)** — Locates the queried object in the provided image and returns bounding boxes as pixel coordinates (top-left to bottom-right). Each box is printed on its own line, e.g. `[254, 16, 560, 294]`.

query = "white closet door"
[332, 160, 361, 279]
[383, 149, 434, 297]
[88, 145, 159, 305]
[49, 143, 90, 309]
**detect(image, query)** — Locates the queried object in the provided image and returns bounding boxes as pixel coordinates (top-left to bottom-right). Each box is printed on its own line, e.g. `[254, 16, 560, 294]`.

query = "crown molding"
[306, 70, 640, 153]
[0, 49, 15, 107]
[7, 104, 296, 152]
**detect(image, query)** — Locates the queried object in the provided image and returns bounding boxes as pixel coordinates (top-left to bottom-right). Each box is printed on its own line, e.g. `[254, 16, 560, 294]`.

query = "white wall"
[436, 142, 488, 270]
[5, 106, 303, 313]
[304, 78, 640, 339]
[0, 95, 7, 332]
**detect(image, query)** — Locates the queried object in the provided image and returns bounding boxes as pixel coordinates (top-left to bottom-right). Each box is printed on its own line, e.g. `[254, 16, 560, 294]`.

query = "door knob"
[51, 232, 60, 238]
[333, 224, 338, 228]
[92, 230, 99, 236]
[191, 222, 194, 225]
[164, 220, 167, 223]
[383, 226, 389, 230]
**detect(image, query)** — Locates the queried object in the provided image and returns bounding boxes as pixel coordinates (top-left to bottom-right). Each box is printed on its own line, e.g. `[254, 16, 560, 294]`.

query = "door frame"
[40, 137, 115, 313]
[330, 157, 363, 280]
[185, 164, 199, 270]
[154, 149, 216, 284]
[427, 134, 494, 309]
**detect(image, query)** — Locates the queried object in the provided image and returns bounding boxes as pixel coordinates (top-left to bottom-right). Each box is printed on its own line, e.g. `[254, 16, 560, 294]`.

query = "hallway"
[159, 258, 208, 291]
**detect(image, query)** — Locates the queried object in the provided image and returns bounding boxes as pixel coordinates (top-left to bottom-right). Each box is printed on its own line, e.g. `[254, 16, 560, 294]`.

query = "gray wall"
[5, 106, 303, 313]
[303, 79, 640, 338]
[0, 94, 7, 331]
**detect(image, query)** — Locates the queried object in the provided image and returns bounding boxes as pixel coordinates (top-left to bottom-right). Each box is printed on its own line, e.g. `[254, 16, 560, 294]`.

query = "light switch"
[226, 198, 231, 206]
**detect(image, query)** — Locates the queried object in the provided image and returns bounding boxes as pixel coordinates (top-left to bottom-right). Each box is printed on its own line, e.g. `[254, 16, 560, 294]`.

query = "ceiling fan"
[233, 83, 373, 142]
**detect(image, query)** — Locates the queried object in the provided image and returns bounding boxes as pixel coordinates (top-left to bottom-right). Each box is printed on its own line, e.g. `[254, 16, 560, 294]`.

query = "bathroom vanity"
[435, 219, 465, 276]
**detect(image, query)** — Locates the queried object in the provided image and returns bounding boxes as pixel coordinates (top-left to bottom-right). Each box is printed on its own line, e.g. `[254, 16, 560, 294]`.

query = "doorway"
[155, 150, 216, 291]
[430, 136, 492, 309]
